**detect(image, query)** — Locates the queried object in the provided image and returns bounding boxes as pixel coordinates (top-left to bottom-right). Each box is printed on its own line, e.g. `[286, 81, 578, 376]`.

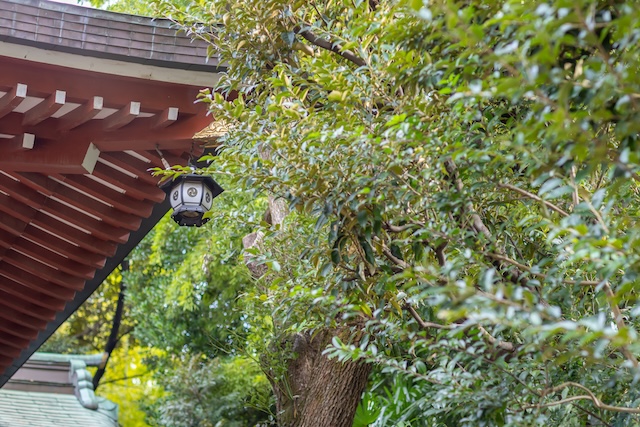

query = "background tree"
[48, 191, 273, 426]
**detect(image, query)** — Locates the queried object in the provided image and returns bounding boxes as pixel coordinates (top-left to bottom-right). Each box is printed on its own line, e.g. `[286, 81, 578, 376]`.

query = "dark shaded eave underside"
[0, 199, 170, 387]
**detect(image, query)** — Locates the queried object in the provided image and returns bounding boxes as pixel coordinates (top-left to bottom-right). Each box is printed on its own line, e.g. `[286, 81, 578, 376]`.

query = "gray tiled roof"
[0, 0, 222, 71]
[0, 389, 118, 427]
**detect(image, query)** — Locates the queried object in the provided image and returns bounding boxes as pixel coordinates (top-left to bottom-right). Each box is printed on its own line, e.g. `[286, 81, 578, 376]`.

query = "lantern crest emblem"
[160, 174, 223, 227]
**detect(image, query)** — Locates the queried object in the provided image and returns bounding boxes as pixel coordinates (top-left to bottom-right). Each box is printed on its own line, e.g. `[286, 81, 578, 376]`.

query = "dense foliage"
[147, 0, 640, 425]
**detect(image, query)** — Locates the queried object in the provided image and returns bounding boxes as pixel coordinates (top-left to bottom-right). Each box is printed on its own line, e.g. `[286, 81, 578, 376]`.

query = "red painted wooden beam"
[98, 153, 161, 186]
[0, 83, 27, 119]
[0, 277, 67, 311]
[55, 174, 155, 217]
[0, 58, 206, 115]
[152, 107, 179, 129]
[92, 162, 166, 203]
[0, 234, 95, 280]
[22, 90, 66, 126]
[0, 345, 22, 359]
[14, 172, 143, 231]
[143, 149, 190, 169]
[0, 192, 118, 257]
[0, 297, 57, 322]
[0, 139, 100, 174]
[0, 220, 106, 269]
[13, 133, 35, 149]
[58, 96, 104, 131]
[0, 319, 40, 340]
[103, 101, 140, 130]
[0, 263, 81, 298]
[0, 305, 49, 330]
[0, 112, 59, 140]
[91, 114, 211, 151]
[0, 175, 129, 244]
[0, 334, 30, 351]
[2, 250, 85, 291]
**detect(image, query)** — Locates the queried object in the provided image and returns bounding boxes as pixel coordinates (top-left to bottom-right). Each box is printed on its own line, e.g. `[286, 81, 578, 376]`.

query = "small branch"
[586, 199, 610, 234]
[525, 395, 602, 410]
[404, 304, 457, 330]
[486, 253, 600, 286]
[434, 242, 447, 267]
[384, 222, 419, 233]
[444, 160, 493, 240]
[298, 29, 366, 67]
[405, 302, 516, 354]
[572, 404, 613, 427]
[444, 160, 550, 306]
[381, 243, 409, 269]
[478, 326, 515, 352]
[525, 381, 640, 414]
[570, 166, 579, 208]
[98, 373, 148, 386]
[310, 1, 330, 26]
[617, 162, 640, 184]
[498, 183, 569, 217]
[604, 282, 639, 368]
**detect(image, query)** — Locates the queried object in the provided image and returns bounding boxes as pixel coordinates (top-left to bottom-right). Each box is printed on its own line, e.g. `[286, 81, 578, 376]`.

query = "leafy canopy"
[150, 0, 640, 425]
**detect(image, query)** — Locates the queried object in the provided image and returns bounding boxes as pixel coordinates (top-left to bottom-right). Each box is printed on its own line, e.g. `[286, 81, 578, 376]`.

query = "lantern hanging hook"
[188, 140, 196, 169]
[155, 144, 171, 169]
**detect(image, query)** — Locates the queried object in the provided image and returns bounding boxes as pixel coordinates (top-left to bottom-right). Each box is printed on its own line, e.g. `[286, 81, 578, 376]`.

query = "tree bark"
[267, 329, 372, 427]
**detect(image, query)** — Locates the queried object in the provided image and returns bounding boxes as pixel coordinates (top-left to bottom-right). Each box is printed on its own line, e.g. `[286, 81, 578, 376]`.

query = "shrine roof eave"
[0, 0, 230, 388]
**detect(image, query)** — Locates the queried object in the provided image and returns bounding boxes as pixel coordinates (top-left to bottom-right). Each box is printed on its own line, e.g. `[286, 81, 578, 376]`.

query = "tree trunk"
[268, 329, 371, 427]
[244, 189, 370, 426]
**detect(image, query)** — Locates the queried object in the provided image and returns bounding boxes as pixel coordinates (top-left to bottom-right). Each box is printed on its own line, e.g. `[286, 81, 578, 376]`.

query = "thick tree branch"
[297, 29, 366, 67]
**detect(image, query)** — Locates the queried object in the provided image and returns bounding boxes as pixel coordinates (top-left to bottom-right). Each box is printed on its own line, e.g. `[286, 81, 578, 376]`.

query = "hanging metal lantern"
[160, 174, 223, 227]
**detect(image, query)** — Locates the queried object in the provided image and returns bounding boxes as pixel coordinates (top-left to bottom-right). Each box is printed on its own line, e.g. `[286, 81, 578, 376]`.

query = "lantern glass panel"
[202, 186, 213, 210]
[170, 187, 182, 209]
[182, 181, 204, 205]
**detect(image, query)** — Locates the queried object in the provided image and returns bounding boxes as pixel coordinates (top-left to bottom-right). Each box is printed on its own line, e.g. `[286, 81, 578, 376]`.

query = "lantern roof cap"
[159, 173, 223, 196]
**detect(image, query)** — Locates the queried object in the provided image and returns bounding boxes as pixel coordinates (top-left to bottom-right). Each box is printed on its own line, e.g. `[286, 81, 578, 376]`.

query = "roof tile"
[0, 390, 117, 427]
